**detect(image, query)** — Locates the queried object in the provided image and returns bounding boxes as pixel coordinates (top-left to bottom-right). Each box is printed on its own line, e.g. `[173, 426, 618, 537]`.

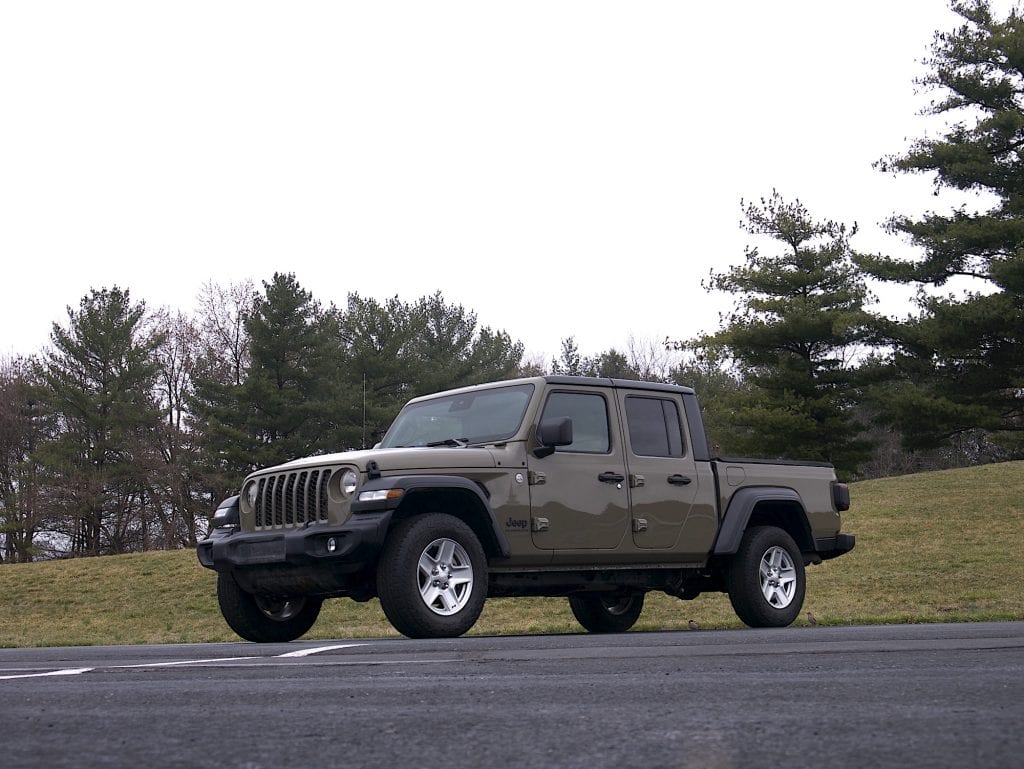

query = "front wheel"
[569, 591, 645, 633]
[725, 526, 805, 628]
[217, 572, 322, 642]
[376, 514, 488, 639]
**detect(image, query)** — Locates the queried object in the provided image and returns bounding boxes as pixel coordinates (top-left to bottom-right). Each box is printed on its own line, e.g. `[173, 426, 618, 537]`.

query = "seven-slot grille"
[252, 469, 333, 529]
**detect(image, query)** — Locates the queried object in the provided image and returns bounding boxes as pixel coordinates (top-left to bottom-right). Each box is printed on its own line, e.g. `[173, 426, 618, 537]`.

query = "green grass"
[1, 461, 1022, 647]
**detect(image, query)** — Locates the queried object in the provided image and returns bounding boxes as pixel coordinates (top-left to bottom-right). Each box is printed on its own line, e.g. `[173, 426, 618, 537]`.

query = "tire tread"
[217, 572, 322, 643]
[376, 514, 487, 639]
[725, 525, 805, 628]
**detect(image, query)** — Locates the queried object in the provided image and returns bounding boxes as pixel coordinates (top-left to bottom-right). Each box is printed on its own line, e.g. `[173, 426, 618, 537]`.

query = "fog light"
[326, 537, 337, 553]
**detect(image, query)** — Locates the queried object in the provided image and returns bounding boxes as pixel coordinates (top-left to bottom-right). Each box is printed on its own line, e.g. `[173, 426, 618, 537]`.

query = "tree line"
[2, 0, 1021, 561]
[0, 281, 528, 561]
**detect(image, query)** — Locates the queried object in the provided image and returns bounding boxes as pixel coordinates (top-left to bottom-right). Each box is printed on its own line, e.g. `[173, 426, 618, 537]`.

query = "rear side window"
[541, 391, 610, 453]
[625, 396, 685, 457]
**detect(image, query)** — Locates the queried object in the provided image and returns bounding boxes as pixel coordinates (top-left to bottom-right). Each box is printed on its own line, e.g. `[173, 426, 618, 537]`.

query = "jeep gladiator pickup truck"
[198, 376, 854, 640]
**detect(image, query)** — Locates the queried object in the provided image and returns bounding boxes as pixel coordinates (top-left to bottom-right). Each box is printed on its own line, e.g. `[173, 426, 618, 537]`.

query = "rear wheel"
[569, 591, 645, 633]
[725, 526, 805, 628]
[216, 572, 322, 642]
[376, 514, 488, 639]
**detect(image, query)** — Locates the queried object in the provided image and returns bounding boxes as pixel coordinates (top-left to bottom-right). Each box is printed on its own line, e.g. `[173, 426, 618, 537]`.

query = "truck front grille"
[253, 469, 332, 529]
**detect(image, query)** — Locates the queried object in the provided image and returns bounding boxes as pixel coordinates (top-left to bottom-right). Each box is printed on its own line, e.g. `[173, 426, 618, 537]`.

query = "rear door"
[618, 392, 700, 550]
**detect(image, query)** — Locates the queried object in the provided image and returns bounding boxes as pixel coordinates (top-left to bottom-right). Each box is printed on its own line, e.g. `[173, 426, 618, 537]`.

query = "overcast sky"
[0, 1, 994, 366]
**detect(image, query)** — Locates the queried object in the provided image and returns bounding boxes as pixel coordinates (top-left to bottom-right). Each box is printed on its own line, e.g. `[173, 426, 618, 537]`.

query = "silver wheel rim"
[601, 595, 636, 616]
[255, 596, 306, 621]
[418, 537, 474, 616]
[759, 546, 797, 609]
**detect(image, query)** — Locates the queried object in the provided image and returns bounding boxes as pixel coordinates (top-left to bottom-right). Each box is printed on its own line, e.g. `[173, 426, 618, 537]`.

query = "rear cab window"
[624, 395, 686, 458]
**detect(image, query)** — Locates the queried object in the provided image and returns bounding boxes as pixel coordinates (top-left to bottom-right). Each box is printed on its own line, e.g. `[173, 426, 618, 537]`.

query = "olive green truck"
[198, 376, 854, 641]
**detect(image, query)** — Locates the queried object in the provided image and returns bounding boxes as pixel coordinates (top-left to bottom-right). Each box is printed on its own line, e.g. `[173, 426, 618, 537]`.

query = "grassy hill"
[2, 461, 1022, 647]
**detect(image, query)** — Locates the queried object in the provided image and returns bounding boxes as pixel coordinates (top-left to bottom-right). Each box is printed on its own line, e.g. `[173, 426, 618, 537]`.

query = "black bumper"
[196, 511, 393, 596]
[814, 532, 856, 561]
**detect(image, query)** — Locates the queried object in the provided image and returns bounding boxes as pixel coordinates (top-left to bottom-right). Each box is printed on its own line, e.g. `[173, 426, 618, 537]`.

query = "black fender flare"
[712, 486, 814, 555]
[351, 474, 510, 558]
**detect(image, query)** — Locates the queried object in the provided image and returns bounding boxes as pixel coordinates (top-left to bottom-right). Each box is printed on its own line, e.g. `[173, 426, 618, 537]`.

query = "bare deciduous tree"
[196, 279, 254, 386]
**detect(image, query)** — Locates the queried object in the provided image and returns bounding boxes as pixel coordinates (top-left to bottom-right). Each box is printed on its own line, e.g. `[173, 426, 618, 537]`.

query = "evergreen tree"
[192, 273, 339, 487]
[550, 337, 585, 376]
[669, 351, 749, 456]
[333, 293, 421, 449]
[193, 282, 526, 482]
[336, 292, 524, 448]
[550, 337, 640, 379]
[588, 349, 636, 379]
[245, 273, 339, 463]
[690, 193, 874, 477]
[410, 292, 524, 394]
[36, 288, 163, 555]
[857, 0, 1024, 453]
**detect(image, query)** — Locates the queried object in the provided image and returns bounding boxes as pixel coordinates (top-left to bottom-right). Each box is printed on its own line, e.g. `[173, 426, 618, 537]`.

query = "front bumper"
[196, 511, 393, 596]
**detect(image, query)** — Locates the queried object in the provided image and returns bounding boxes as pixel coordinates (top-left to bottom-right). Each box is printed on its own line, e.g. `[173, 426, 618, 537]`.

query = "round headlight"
[341, 469, 358, 496]
[245, 481, 259, 509]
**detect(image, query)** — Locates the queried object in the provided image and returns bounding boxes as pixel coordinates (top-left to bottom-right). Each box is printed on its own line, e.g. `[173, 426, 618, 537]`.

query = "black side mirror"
[534, 417, 573, 458]
[211, 495, 240, 529]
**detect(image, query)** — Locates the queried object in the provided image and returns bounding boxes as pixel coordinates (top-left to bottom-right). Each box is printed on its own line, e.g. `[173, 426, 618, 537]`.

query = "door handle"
[598, 472, 625, 484]
[668, 474, 692, 486]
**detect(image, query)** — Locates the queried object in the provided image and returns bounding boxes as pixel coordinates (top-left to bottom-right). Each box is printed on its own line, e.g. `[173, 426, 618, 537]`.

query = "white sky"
[0, 1, 994, 366]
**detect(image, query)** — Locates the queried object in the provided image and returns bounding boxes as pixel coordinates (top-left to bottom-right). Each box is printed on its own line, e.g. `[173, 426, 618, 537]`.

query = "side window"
[625, 396, 685, 458]
[541, 392, 610, 453]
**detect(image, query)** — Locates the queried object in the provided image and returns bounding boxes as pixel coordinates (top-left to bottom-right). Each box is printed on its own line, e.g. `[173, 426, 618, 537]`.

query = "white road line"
[114, 656, 256, 669]
[0, 643, 373, 681]
[0, 667, 94, 680]
[276, 643, 368, 658]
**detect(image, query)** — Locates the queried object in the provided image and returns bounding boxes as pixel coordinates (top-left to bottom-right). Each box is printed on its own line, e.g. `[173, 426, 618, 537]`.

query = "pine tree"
[192, 273, 339, 486]
[692, 193, 874, 477]
[858, 0, 1024, 453]
[36, 288, 162, 555]
[337, 292, 524, 449]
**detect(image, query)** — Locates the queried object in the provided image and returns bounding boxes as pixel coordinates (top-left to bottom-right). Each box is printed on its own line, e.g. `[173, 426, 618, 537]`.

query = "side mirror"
[211, 495, 240, 529]
[534, 417, 573, 458]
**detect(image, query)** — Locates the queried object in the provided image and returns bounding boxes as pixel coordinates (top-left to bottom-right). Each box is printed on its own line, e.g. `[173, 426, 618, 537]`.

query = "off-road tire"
[217, 572, 322, 643]
[725, 525, 805, 628]
[568, 591, 645, 633]
[376, 513, 488, 639]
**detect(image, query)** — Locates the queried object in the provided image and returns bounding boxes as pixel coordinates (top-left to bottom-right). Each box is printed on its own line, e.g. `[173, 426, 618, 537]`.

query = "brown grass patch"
[2, 461, 1021, 647]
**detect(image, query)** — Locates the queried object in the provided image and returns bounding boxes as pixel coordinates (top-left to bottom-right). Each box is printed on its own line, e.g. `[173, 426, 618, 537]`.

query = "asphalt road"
[1, 622, 1021, 769]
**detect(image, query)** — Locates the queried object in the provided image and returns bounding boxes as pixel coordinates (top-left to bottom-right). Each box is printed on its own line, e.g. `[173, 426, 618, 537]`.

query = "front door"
[528, 388, 629, 550]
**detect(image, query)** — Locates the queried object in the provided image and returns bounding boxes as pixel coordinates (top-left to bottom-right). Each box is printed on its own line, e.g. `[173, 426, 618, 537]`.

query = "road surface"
[1, 622, 1021, 768]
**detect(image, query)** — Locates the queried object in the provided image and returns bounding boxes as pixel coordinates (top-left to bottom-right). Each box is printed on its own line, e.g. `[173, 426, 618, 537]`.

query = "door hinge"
[632, 518, 648, 533]
[629, 473, 645, 488]
[532, 517, 549, 532]
[528, 471, 546, 485]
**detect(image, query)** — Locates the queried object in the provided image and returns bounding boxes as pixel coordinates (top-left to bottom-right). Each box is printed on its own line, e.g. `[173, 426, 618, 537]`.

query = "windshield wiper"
[425, 437, 469, 447]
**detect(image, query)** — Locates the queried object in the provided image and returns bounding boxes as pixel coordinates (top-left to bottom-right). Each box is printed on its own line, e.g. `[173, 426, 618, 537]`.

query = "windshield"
[380, 383, 535, 448]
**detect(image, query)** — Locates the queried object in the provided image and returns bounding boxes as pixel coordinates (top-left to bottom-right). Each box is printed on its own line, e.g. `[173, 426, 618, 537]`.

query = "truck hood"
[267, 446, 499, 474]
